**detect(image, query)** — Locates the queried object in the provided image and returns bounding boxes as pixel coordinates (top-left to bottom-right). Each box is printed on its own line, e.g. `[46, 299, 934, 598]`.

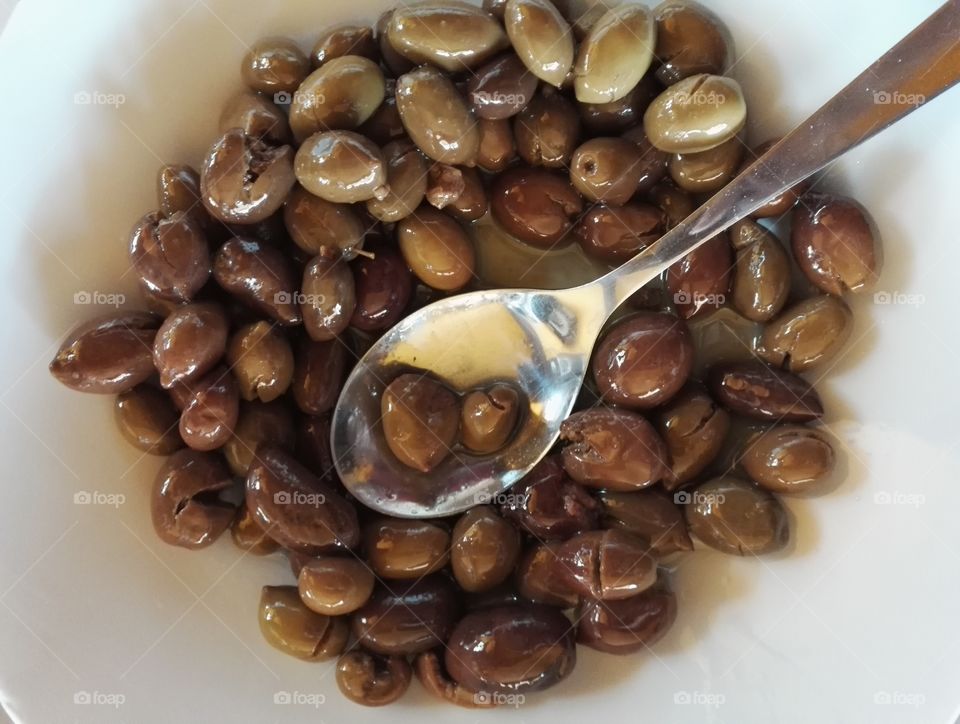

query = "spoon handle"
[596, 0, 960, 308]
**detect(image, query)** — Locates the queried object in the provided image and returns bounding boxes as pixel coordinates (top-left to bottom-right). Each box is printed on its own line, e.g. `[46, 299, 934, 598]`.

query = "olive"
[386, 2, 508, 72]
[683, 476, 789, 555]
[554, 529, 657, 600]
[358, 85, 406, 146]
[115, 385, 184, 455]
[647, 178, 695, 229]
[350, 242, 414, 332]
[504, 0, 575, 88]
[573, 202, 664, 264]
[499, 456, 601, 539]
[223, 399, 295, 476]
[622, 126, 670, 193]
[381, 373, 460, 472]
[396, 66, 480, 166]
[129, 212, 211, 306]
[707, 360, 824, 422]
[200, 128, 295, 225]
[230, 501, 279, 555]
[460, 384, 520, 454]
[151, 449, 235, 549]
[213, 237, 302, 325]
[579, 77, 658, 134]
[451, 506, 522, 592]
[731, 226, 792, 322]
[296, 413, 335, 479]
[156, 164, 203, 218]
[741, 425, 836, 494]
[559, 408, 669, 491]
[757, 295, 854, 372]
[514, 89, 581, 168]
[666, 234, 732, 319]
[574, 4, 655, 104]
[351, 576, 461, 655]
[446, 166, 489, 222]
[301, 256, 356, 341]
[288, 56, 386, 143]
[669, 135, 744, 193]
[483, 0, 509, 20]
[292, 338, 347, 416]
[426, 163, 466, 210]
[152, 303, 228, 388]
[397, 207, 476, 292]
[570, 137, 646, 205]
[644, 74, 747, 153]
[298, 557, 375, 615]
[656, 385, 730, 487]
[246, 445, 360, 553]
[477, 118, 517, 173]
[654, 1, 732, 85]
[741, 138, 810, 218]
[445, 604, 576, 694]
[576, 581, 677, 654]
[363, 518, 451, 579]
[50, 312, 160, 394]
[592, 312, 694, 410]
[790, 193, 882, 295]
[375, 9, 416, 76]
[465, 585, 524, 611]
[312, 24, 378, 66]
[241, 38, 310, 95]
[490, 166, 584, 248]
[258, 585, 348, 661]
[219, 91, 291, 145]
[729, 217, 776, 250]
[367, 139, 429, 223]
[597, 489, 694, 555]
[468, 53, 539, 120]
[226, 321, 294, 403]
[294, 131, 388, 203]
[283, 185, 366, 260]
[336, 652, 412, 707]
[415, 650, 495, 708]
[514, 543, 579, 607]
[178, 366, 240, 451]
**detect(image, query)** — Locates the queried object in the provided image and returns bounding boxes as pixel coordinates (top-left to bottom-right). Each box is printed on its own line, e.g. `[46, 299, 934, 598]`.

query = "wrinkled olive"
[153, 303, 228, 388]
[555, 529, 657, 600]
[291, 338, 347, 416]
[299, 557, 375, 615]
[570, 137, 646, 205]
[114, 385, 183, 455]
[230, 501, 280, 555]
[415, 650, 495, 709]
[491, 166, 584, 248]
[178, 366, 239, 451]
[667, 234, 732, 319]
[367, 140, 429, 223]
[336, 651, 412, 707]
[644, 74, 747, 153]
[226, 321, 294, 403]
[654, 1, 732, 85]
[219, 91, 291, 145]
[381, 373, 460, 472]
[242, 38, 309, 95]
[577, 581, 677, 654]
[460, 384, 520, 454]
[294, 130, 388, 203]
[731, 227, 792, 322]
[213, 237, 301, 325]
[477, 118, 517, 173]
[151, 449, 235, 548]
[499, 456, 601, 539]
[452, 506, 521, 592]
[284, 185, 366, 260]
[312, 25, 379, 68]
[504, 0, 575, 88]
[514, 89, 581, 168]
[397, 207, 476, 292]
[574, 4, 655, 104]
[757, 295, 854, 372]
[708, 360, 824, 422]
[350, 242, 414, 332]
[597, 489, 694, 555]
[469, 52, 538, 120]
[301, 256, 356, 341]
[683, 476, 789, 555]
[289, 56, 386, 143]
[573, 202, 664, 264]
[741, 425, 836, 494]
[364, 518, 451, 579]
[656, 385, 730, 487]
[514, 543, 579, 607]
[669, 135, 744, 193]
[223, 399, 295, 476]
[396, 66, 480, 166]
[258, 585, 348, 661]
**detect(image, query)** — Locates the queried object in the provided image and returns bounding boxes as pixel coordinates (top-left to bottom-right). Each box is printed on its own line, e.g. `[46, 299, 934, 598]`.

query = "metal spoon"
[333, 1, 960, 518]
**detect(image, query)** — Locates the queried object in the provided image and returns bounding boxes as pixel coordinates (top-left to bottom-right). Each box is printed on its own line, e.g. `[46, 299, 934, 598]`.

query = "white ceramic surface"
[1, 1, 958, 722]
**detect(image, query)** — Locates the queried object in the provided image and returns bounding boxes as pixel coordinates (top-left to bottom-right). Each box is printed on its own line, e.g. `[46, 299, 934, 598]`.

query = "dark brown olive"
[367, 139, 429, 223]
[573, 202, 663, 264]
[476, 118, 517, 173]
[579, 77, 658, 135]
[415, 650, 495, 709]
[499, 456, 601, 539]
[258, 585, 348, 661]
[213, 238, 301, 325]
[291, 338, 347, 416]
[483, 0, 508, 20]
[460, 384, 520, 454]
[226, 322, 294, 403]
[358, 90, 406, 146]
[284, 184, 367, 259]
[223, 399, 295, 476]
[363, 518, 450, 579]
[200, 128, 296, 225]
[514, 90, 581, 168]
[451, 506, 521, 592]
[312, 25, 379, 67]
[741, 425, 836, 494]
[597, 490, 694, 555]
[396, 65, 480, 166]
[669, 135, 744, 193]
[468, 52, 539, 120]
[622, 126, 670, 194]
[742, 139, 809, 218]
[178, 366, 239, 451]
[115, 386, 183, 455]
[151, 449, 235, 548]
[647, 178, 695, 229]
[381, 374, 460, 472]
[560, 408, 669, 491]
[791, 193, 882, 295]
[490, 166, 584, 248]
[445, 167, 489, 223]
[351, 576, 461, 655]
[577, 581, 677, 654]
[424, 156, 467, 209]
[729, 218, 776, 250]
[375, 9, 415, 76]
[757, 295, 854, 372]
[656, 385, 730, 487]
[50, 313, 160, 394]
[397, 207, 476, 292]
[241, 38, 310, 94]
[296, 414, 334, 479]
[465, 585, 524, 611]
[153, 303, 228, 388]
[667, 234, 732, 319]
[295, 130, 388, 204]
[129, 212, 210, 304]
[246, 445, 360, 553]
[350, 242, 414, 332]
[514, 543, 579, 607]
[683, 476, 789, 555]
[299, 557, 375, 615]
[707, 360, 824, 422]
[230, 501, 279, 555]
[570, 137, 646, 205]
[301, 256, 356, 341]
[593, 312, 694, 410]
[654, 2, 732, 85]
[219, 91, 291, 145]
[336, 651, 412, 707]
[731, 227, 792, 322]
[157, 164, 203, 218]
[554, 530, 657, 600]
[445, 604, 576, 694]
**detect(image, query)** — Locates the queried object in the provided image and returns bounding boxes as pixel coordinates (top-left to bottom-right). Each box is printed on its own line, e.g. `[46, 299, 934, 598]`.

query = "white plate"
[1, 1, 958, 722]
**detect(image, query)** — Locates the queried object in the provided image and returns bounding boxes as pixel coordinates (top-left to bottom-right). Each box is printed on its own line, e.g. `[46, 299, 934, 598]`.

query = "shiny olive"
[683, 476, 789, 555]
[729, 217, 777, 250]
[241, 38, 310, 95]
[742, 138, 810, 218]
[350, 242, 414, 332]
[301, 256, 356, 341]
[114, 385, 183, 455]
[230, 501, 279, 555]
[296, 413, 334, 479]
[597, 489, 693, 555]
[579, 77, 658, 134]
[367, 139, 429, 223]
[593, 312, 694, 410]
[731, 227, 792, 322]
[312, 25, 379, 68]
[258, 585, 348, 661]
[223, 399, 295, 476]
[654, 1, 732, 85]
[284, 184, 366, 260]
[358, 88, 406, 146]
[647, 178, 695, 229]
[483, 0, 509, 19]
[445, 604, 576, 694]
[741, 425, 836, 494]
[656, 385, 730, 488]
[200, 128, 295, 224]
[246, 445, 360, 553]
[151, 449, 235, 548]
[298, 557, 375, 615]
[381, 373, 460, 472]
[570, 137, 646, 205]
[213, 238, 301, 325]
[666, 234, 732, 319]
[336, 652, 412, 707]
[708, 360, 824, 422]
[375, 9, 416, 76]
[415, 650, 495, 709]
[364, 518, 450, 579]
[573, 202, 664, 264]
[504, 0, 575, 88]
[178, 366, 239, 451]
[757, 295, 854, 372]
[152, 303, 227, 388]
[558, 0, 620, 39]
[50, 313, 160, 394]
[644, 74, 747, 153]
[465, 585, 524, 611]
[500, 456, 601, 539]
[397, 207, 476, 292]
[289, 56, 386, 143]
[157, 164, 202, 217]
[446, 166, 489, 222]
[477, 118, 517, 172]
[396, 65, 480, 166]
[291, 338, 347, 416]
[555, 529, 657, 600]
[426, 163, 465, 210]
[226, 322, 294, 403]
[468, 52, 538, 120]
[219, 91, 291, 145]
[490, 166, 584, 248]
[791, 193, 882, 295]
[294, 130, 388, 203]
[452, 506, 521, 592]
[669, 135, 744, 193]
[514, 543, 579, 607]
[577, 581, 677, 654]
[574, 4, 655, 103]
[623, 126, 671, 193]
[514, 89, 581, 168]
[460, 384, 520, 454]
